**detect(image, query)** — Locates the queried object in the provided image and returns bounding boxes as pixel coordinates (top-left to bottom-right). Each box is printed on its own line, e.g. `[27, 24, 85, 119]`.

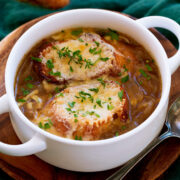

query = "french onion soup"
[15, 28, 161, 141]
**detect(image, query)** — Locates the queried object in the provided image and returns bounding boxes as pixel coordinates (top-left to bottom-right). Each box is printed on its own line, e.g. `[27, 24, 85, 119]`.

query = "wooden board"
[0, 12, 180, 180]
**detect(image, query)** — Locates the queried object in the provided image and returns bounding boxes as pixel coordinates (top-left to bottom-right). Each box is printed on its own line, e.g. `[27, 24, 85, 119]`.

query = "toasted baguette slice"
[33, 33, 125, 84]
[40, 80, 128, 140]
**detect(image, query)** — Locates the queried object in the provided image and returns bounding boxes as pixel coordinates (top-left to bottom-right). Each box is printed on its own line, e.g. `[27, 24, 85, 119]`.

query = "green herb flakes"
[139, 69, 151, 80]
[89, 88, 99, 93]
[49, 71, 61, 77]
[107, 28, 119, 40]
[38, 122, 43, 129]
[118, 90, 124, 101]
[97, 78, 106, 88]
[71, 29, 83, 36]
[44, 122, 51, 129]
[26, 83, 34, 89]
[31, 57, 42, 62]
[94, 41, 100, 47]
[24, 76, 33, 81]
[115, 132, 119, 136]
[96, 99, 102, 107]
[74, 119, 78, 123]
[145, 64, 152, 71]
[107, 104, 114, 110]
[100, 57, 109, 62]
[21, 88, 30, 96]
[17, 99, 26, 102]
[121, 75, 129, 83]
[75, 135, 82, 141]
[55, 87, 60, 93]
[121, 125, 127, 130]
[56, 92, 64, 97]
[46, 59, 54, 69]
[78, 38, 84, 42]
[70, 66, 73, 72]
[68, 101, 76, 108]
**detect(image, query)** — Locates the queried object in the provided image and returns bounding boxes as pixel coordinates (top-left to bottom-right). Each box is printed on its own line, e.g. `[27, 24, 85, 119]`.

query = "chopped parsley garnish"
[31, 57, 42, 62]
[107, 104, 114, 110]
[121, 75, 129, 83]
[84, 58, 94, 69]
[118, 90, 124, 101]
[93, 104, 96, 109]
[100, 57, 109, 62]
[97, 78, 106, 88]
[139, 69, 151, 80]
[21, 88, 30, 96]
[95, 113, 100, 118]
[71, 29, 83, 36]
[76, 91, 93, 102]
[89, 47, 97, 54]
[17, 99, 26, 102]
[75, 135, 82, 141]
[145, 64, 152, 71]
[94, 41, 100, 47]
[52, 46, 57, 50]
[115, 132, 119, 136]
[96, 99, 102, 107]
[78, 38, 84, 42]
[121, 125, 127, 130]
[44, 122, 51, 129]
[74, 119, 78, 123]
[24, 76, 33, 81]
[108, 97, 112, 101]
[46, 59, 54, 69]
[74, 114, 78, 117]
[106, 28, 119, 40]
[56, 92, 64, 97]
[118, 72, 122, 76]
[70, 66, 73, 72]
[38, 119, 53, 130]
[68, 101, 76, 108]
[49, 71, 61, 77]
[85, 43, 88, 46]
[115, 81, 121, 85]
[123, 64, 128, 72]
[38, 122, 43, 129]
[89, 47, 101, 55]
[55, 87, 60, 93]
[66, 107, 72, 112]
[26, 83, 34, 89]
[88, 88, 99, 93]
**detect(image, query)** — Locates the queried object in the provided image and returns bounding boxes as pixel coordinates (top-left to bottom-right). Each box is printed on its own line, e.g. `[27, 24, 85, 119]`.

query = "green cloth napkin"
[0, 0, 179, 179]
[0, 0, 180, 47]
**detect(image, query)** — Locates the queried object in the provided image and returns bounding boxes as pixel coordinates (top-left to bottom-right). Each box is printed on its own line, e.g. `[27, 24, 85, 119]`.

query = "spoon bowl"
[107, 96, 180, 180]
[167, 96, 180, 136]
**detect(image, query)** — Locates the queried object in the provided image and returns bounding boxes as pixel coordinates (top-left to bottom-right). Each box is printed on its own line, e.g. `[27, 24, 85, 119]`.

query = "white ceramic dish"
[0, 9, 180, 172]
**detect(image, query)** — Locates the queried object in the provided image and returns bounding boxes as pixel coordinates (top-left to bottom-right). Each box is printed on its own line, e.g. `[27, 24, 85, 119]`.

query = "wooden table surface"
[0, 12, 180, 180]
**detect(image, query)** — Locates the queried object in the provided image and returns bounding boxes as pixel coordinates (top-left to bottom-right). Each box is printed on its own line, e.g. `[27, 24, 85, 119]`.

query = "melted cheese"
[46, 80, 126, 139]
[40, 33, 121, 81]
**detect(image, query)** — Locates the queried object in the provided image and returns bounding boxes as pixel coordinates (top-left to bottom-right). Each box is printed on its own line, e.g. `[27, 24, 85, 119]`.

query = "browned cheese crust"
[39, 80, 128, 140]
[33, 33, 127, 84]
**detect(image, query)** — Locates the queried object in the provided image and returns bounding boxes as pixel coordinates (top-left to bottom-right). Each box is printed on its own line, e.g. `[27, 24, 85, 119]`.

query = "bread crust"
[41, 80, 128, 140]
[33, 33, 126, 84]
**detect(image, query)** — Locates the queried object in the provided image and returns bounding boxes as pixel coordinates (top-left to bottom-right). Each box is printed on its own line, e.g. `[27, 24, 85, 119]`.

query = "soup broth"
[15, 28, 161, 140]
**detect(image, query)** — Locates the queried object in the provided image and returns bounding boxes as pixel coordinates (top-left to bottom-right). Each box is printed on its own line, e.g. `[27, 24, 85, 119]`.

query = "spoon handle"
[106, 131, 172, 180]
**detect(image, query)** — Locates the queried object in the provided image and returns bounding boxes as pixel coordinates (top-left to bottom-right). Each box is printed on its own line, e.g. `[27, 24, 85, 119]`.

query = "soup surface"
[15, 28, 161, 141]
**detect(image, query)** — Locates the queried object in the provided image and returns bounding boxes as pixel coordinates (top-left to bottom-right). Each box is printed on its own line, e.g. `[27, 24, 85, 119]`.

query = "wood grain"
[0, 12, 179, 180]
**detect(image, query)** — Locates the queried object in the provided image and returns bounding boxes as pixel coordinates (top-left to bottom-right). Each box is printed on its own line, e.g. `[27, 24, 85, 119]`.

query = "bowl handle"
[0, 94, 47, 156]
[136, 16, 180, 75]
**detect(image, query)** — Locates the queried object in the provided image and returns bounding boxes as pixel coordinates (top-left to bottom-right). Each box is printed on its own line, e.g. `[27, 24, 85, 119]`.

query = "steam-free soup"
[15, 28, 161, 141]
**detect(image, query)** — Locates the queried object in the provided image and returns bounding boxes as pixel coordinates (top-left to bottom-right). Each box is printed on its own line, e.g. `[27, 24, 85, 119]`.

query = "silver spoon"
[107, 96, 180, 180]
